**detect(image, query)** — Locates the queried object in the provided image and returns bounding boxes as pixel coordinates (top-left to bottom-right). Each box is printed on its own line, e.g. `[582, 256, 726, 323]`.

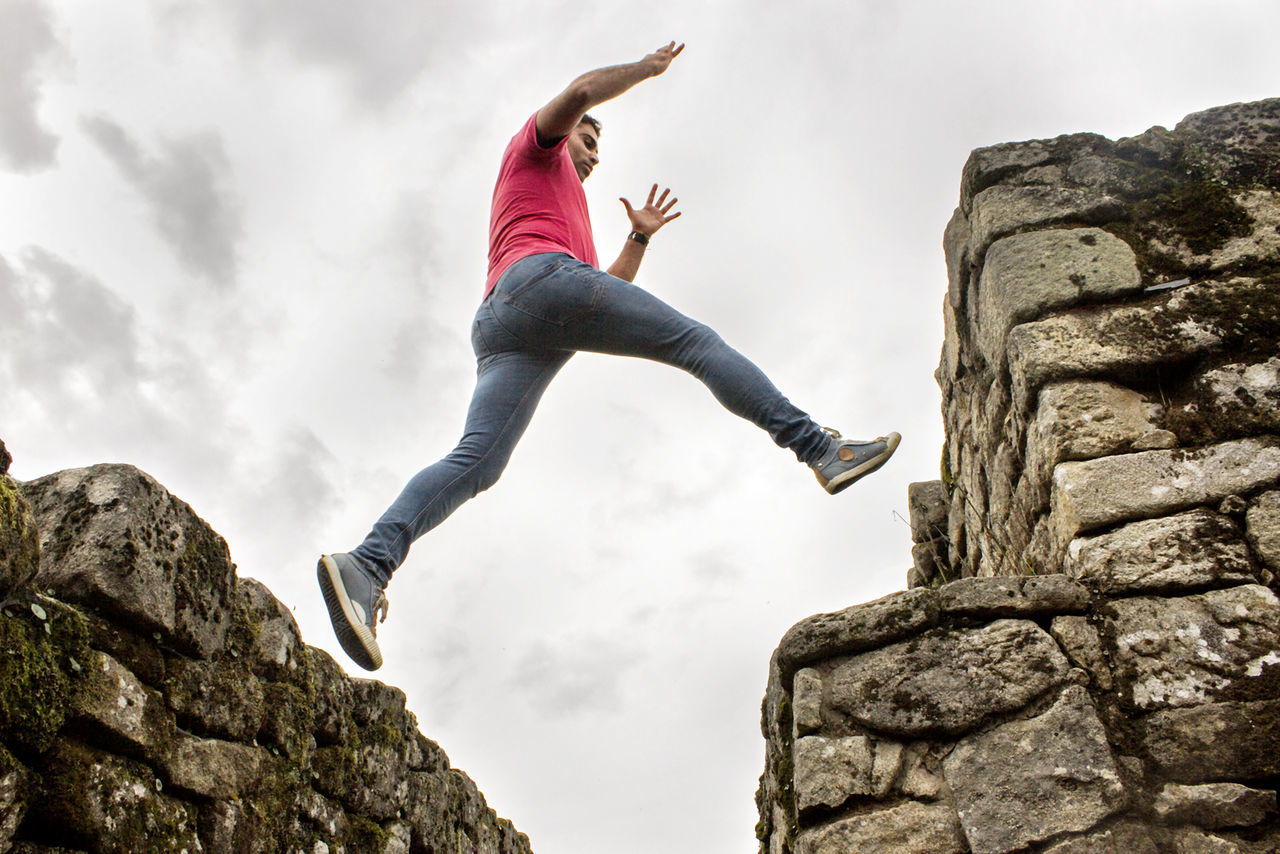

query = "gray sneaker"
[811, 429, 901, 494]
[317, 553, 388, 671]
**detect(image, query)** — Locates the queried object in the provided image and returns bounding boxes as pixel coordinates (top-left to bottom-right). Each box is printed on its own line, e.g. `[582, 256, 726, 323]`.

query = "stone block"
[976, 228, 1142, 371]
[1142, 698, 1280, 782]
[237, 576, 307, 683]
[20, 464, 236, 658]
[1247, 490, 1280, 573]
[1179, 357, 1280, 439]
[827, 620, 1070, 738]
[969, 185, 1124, 257]
[163, 654, 266, 743]
[1177, 97, 1280, 189]
[0, 473, 39, 600]
[1049, 437, 1280, 554]
[777, 588, 940, 679]
[1039, 820, 1162, 854]
[1027, 381, 1177, 491]
[1154, 782, 1276, 829]
[793, 735, 873, 811]
[0, 746, 30, 851]
[33, 738, 202, 853]
[792, 668, 823, 737]
[944, 207, 972, 309]
[960, 140, 1057, 215]
[1066, 508, 1257, 595]
[1006, 280, 1273, 414]
[943, 685, 1125, 854]
[1051, 615, 1113, 690]
[73, 650, 175, 760]
[908, 480, 949, 543]
[939, 574, 1089, 620]
[796, 800, 965, 854]
[160, 731, 264, 800]
[1104, 585, 1280, 712]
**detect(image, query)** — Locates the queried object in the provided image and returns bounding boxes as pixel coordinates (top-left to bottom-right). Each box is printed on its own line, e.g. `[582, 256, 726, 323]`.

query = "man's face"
[566, 122, 600, 182]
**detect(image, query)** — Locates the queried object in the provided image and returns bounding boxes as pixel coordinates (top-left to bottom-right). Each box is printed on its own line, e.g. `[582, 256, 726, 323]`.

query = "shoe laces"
[372, 591, 389, 632]
[822, 426, 843, 441]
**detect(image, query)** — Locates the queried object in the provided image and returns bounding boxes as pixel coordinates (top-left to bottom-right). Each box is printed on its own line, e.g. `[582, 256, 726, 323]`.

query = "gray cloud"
[218, 0, 476, 107]
[80, 115, 243, 288]
[0, 0, 64, 172]
[0, 247, 142, 399]
[0, 0, 63, 174]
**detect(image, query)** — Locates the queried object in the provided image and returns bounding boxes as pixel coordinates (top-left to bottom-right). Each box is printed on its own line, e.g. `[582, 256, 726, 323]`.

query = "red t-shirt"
[483, 113, 599, 298]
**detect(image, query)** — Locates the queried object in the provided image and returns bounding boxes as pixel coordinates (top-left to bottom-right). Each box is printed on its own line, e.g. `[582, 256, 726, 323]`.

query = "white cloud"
[0, 0, 64, 172]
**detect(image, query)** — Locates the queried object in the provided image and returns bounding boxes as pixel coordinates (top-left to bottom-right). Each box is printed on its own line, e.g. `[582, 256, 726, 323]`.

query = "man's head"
[566, 114, 601, 182]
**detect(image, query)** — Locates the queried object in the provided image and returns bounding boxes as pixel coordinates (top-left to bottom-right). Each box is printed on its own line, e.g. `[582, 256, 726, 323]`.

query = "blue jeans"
[351, 253, 829, 584]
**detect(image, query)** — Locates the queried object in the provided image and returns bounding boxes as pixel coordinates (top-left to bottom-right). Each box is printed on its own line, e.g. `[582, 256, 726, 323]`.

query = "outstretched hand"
[620, 184, 682, 237]
[643, 41, 685, 76]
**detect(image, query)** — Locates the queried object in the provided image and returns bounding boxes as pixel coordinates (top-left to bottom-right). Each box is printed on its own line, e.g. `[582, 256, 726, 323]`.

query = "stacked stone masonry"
[760, 98, 1280, 852]
[0, 442, 532, 854]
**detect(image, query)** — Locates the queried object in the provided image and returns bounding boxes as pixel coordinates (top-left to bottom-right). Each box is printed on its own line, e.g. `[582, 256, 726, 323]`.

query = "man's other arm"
[535, 41, 684, 146]
[607, 184, 681, 283]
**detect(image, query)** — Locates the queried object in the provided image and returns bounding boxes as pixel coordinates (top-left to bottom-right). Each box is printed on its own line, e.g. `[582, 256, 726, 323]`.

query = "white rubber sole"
[317, 554, 383, 671]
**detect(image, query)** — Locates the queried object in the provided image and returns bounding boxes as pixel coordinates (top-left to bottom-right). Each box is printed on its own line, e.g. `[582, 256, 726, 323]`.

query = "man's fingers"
[646, 184, 658, 205]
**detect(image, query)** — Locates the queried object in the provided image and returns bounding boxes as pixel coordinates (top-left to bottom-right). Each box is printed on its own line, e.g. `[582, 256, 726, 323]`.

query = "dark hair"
[579, 113, 602, 136]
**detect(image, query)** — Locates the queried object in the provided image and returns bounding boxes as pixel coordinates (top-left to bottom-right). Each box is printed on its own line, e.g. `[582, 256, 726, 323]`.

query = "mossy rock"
[0, 475, 39, 600]
[0, 598, 90, 757]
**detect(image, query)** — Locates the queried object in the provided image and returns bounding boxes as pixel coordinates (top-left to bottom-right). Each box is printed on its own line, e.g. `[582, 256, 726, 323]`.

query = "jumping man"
[318, 42, 900, 671]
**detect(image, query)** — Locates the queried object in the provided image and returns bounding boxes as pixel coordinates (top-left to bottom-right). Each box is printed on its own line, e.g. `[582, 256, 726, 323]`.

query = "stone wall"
[758, 99, 1280, 853]
[0, 440, 532, 854]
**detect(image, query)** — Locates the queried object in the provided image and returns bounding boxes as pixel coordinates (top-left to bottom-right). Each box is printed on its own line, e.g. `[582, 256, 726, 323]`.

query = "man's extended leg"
[489, 254, 898, 484]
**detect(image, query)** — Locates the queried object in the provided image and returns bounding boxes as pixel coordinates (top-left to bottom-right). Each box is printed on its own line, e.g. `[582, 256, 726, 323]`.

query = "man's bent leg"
[350, 344, 570, 585]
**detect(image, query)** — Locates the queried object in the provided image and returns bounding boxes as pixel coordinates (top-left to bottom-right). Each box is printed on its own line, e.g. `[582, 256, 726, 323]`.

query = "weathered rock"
[160, 731, 264, 800]
[977, 228, 1142, 371]
[1050, 615, 1113, 690]
[796, 800, 966, 854]
[33, 739, 203, 854]
[20, 465, 236, 659]
[1176, 98, 1280, 189]
[969, 185, 1125, 257]
[236, 576, 307, 683]
[1105, 585, 1280, 711]
[792, 668, 823, 737]
[938, 574, 1089, 620]
[163, 654, 265, 743]
[960, 140, 1057, 215]
[794, 735, 874, 811]
[908, 480, 949, 543]
[0, 440, 10, 476]
[1039, 820, 1162, 854]
[1049, 437, 1280, 552]
[73, 650, 174, 760]
[0, 595, 91, 755]
[0, 745, 30, 851]
[944, 209, 973, 309]
[0, 472, 39, 600]
[1143, 698, 1280, 782]
[1178, 357, 1280, 441]
[1066, 508, 1258, 594]
[944, 685, 1125, 854]
[827, 619, 1070, 737]
[1006, 280, 1279, 413]
[777, 588, 940, 679]
[1028, 381, 1177, 489]
[1247, 490, 1280, 573]
[1154, 782, 1277, 829]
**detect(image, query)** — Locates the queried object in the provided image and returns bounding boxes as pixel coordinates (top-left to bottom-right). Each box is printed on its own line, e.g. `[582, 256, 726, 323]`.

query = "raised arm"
[535, 41, 684, 146]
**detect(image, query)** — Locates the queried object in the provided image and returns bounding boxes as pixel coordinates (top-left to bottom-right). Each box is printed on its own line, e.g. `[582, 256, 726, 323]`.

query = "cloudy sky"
[3, 1, 1278, 851]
